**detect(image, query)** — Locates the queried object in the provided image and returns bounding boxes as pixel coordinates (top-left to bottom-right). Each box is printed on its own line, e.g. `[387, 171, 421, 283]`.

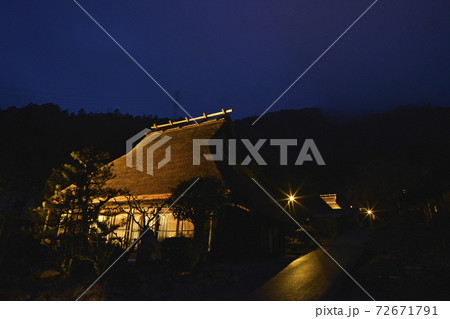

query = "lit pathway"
[249, 230, 370, 300]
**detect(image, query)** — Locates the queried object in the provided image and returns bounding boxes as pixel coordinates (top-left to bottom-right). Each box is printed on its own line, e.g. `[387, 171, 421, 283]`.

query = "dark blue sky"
[1, 0, 449, 119]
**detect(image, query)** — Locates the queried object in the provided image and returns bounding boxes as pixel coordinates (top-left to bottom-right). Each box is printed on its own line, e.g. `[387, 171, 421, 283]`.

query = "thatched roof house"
[104, 111, 288, 258]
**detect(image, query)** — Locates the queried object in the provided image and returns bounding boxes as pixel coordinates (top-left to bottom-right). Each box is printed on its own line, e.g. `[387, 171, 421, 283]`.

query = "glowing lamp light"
[367, 210, 372, 214]
[289, 196, 295, 202]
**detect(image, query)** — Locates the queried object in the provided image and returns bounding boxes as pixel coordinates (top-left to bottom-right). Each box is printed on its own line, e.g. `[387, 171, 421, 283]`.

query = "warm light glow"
[367, 210, 372, 214]
[320, 193, 341, 210]
[282, 187, 301, 208]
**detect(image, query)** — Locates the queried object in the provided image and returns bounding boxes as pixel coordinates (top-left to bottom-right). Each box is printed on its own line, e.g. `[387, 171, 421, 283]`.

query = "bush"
[161, 237, 200, 272]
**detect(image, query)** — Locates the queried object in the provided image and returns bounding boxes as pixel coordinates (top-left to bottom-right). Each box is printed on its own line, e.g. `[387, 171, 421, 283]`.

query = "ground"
[1, 212, 449, 300]
[338, 215, 450, 301]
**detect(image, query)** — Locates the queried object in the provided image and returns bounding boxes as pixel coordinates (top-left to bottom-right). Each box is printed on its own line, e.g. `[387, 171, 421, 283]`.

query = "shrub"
[161, 237, 200, 272]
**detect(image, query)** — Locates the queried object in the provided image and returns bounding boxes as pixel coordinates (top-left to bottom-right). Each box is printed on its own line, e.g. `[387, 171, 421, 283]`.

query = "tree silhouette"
[170, 178, 227, 250]
[31, 148, 123, 274]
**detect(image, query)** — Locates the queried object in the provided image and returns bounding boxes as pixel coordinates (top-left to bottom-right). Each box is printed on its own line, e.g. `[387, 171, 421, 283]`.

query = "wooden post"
[151, 109, 232, 130]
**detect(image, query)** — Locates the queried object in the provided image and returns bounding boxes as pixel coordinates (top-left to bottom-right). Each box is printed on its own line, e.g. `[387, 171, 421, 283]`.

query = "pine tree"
[31, 148, 123, 275]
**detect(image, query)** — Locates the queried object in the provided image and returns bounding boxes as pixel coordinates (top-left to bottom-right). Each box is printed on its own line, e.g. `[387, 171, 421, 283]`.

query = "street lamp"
[282, 188, 300, 217]
[284, 193, 297, 215]
[365, 209, 375, 228]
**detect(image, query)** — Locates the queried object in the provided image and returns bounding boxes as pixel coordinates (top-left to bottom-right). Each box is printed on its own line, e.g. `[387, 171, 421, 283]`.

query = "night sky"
[1, 0, 449, 119]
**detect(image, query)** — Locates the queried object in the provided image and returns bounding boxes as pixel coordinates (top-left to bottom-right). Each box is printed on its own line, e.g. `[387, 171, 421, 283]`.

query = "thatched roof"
[320, 194, 342, 210]
[106, 116, 292, 225]
[107, 118, 229, 196]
